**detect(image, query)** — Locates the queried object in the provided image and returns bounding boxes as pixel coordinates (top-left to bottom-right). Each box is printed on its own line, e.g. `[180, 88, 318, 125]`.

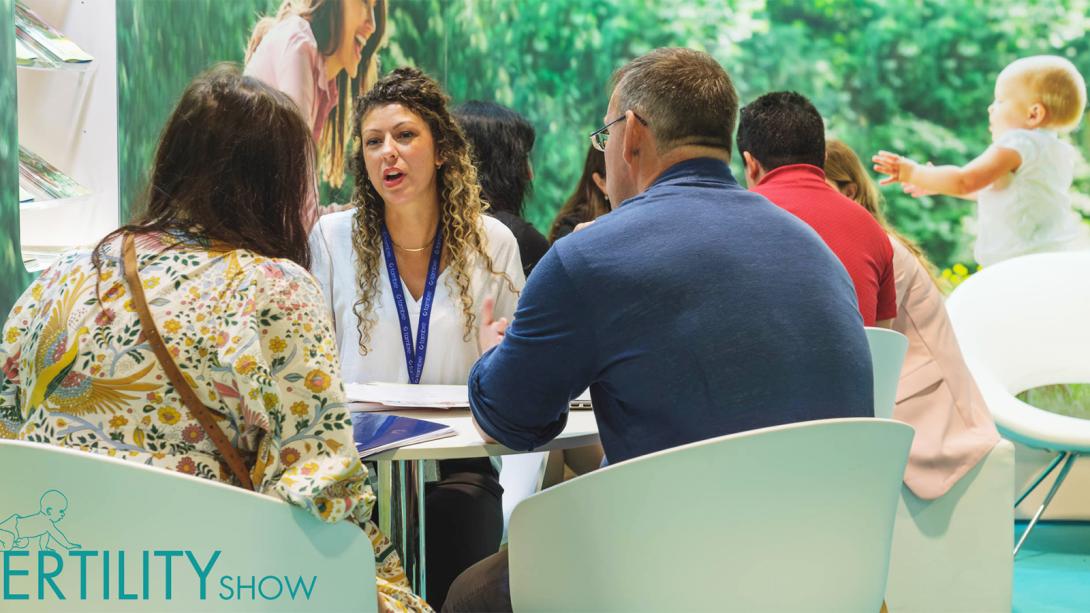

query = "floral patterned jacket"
[0, 231, 430, 612]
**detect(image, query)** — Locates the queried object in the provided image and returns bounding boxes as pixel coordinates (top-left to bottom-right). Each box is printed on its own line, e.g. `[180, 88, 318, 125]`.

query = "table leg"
[385, 460, 428, 600]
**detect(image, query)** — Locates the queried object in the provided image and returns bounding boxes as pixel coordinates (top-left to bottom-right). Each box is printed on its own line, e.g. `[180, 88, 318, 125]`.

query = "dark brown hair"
[454, 100, 536, 217]
[548, 145, 608, 243]
[612, 48, 738, 155]
[93, 63, 316, 271]
[246, 0, 388, 187]
[737, 91, 826, 171]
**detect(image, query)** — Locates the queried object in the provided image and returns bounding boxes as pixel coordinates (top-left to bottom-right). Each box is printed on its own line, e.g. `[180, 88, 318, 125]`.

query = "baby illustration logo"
[0, 489, 80, 552]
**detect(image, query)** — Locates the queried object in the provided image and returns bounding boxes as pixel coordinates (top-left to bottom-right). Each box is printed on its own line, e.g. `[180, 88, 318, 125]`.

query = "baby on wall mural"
[0, 489, 80, 552]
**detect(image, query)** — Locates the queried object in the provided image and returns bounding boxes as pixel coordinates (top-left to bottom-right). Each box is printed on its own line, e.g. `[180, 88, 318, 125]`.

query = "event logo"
[1, 491, 318, 603]
[0, 490, 80, 553]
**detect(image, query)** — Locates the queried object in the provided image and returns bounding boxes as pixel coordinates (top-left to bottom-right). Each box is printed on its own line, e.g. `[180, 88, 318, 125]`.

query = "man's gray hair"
[611, 48, 738, 155]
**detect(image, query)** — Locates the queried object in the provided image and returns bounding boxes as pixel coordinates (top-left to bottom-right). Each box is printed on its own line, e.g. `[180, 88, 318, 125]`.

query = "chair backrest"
[509, 419, 914, 612]
[865, 327, 909, 419]
[946, 251, 1090, 449]
[0, 440, 377, 612]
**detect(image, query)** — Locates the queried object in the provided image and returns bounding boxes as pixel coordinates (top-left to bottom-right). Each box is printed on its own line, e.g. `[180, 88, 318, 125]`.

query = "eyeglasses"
[589, 111, 648, 152]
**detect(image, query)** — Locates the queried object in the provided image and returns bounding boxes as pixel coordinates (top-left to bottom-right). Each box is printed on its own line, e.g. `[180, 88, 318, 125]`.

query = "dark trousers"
[425, 458, 504, 610]
[441, 547, 512, 613]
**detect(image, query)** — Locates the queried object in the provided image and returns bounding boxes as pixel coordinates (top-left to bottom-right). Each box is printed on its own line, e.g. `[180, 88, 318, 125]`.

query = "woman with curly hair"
[309, 67, 524, 608]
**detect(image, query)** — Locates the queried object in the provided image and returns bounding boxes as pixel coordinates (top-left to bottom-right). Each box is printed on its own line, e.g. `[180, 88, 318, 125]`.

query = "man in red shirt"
[737, 91, 896, 327]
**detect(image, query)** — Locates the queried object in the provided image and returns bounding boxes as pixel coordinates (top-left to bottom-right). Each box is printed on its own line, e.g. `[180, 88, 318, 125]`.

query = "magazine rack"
[12, 0, 118, 273]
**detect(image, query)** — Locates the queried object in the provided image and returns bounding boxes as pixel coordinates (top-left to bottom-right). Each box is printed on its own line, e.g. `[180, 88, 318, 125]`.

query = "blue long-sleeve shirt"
[469, 158, 873, 463]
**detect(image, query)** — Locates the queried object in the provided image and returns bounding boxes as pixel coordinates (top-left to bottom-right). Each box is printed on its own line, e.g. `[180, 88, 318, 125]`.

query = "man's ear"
[742, 151, 764, 186]
[843, 182, 859, 200]
[621, 109, 645, 168]
[1027, 102, 1048, 128]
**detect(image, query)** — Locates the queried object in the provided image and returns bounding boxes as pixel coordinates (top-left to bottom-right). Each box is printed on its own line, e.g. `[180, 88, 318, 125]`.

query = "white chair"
[885, 438, 1014, 612]
[509, 418, 913, 612]
[865, 327, 909, 419]
[0, 440, 378, 611]
[946, 251, 1090, 555]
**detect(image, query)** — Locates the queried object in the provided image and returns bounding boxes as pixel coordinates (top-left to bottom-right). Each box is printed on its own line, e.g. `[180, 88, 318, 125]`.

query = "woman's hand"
[477, 296, 509, 355]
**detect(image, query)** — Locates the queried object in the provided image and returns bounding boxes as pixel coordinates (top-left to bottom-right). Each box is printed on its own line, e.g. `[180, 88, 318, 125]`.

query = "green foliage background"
[107, 0, 1090, 273]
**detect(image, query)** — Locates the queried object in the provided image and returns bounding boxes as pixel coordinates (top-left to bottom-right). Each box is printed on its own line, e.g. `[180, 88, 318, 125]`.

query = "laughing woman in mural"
[245, 0, 388, 225]
[309, 67, 524, 608]
[0, 65, 428, 611]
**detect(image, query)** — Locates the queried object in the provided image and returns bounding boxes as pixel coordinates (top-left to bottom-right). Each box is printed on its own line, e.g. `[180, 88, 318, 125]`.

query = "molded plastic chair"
[865, 327, 909, 419]
[509, 418, 914, 612]
[0, 440, 378, 611]
[946, 251, 1090, 554]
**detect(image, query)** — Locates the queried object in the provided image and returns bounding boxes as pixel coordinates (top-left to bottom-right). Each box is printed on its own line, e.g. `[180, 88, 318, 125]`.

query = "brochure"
[18, 184, 35, 204]
[352, 412, 456, 458]
[14, 2, 94, 64]
[18, 146, 91, 201]
[14, 36, 40, 67]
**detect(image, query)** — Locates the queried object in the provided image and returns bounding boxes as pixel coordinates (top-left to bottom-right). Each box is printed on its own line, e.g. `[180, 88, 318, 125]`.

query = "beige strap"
[122, 234, 255, 491]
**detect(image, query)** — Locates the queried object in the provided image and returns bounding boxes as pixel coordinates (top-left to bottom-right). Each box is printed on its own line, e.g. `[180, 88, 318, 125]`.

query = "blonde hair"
[246, 0, 388, 187]
[348, 68, 517, 354]
[1003, 55, 1087, 132]
[825, 138, 937, 280]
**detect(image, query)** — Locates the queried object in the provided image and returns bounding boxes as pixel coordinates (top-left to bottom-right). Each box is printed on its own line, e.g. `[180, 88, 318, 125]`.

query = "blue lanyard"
[380, 224, 443, 384]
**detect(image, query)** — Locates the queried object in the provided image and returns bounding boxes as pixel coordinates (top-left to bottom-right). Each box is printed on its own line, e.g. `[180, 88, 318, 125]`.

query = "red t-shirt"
[752, 164, 896, 325]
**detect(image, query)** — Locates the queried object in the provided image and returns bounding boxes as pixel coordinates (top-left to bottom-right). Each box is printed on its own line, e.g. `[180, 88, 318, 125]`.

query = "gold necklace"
[392, 232, 438, 253]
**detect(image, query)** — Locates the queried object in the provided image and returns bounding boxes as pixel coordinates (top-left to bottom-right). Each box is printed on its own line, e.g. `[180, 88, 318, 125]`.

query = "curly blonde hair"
[349, 67, 517, 354]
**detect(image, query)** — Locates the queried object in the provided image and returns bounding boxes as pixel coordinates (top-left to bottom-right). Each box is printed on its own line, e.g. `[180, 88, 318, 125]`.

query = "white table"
[366, 408, 600, 599]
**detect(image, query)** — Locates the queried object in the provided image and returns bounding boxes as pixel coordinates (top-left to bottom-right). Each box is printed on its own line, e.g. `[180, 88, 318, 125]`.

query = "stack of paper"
[345, 381, 594, 412]
[14, 2, 94, 66]
[19, 146, 91, 201]
[352, 412, 455, 458]
[345, 382, 469, 411]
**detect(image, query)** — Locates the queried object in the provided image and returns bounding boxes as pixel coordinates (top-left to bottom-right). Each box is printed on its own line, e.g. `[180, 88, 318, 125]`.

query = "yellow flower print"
[55, 418, 67, 428]
[158, 407, 181, 425]
[163, 319, 182, 334]
[303, 323, 313, 333]
[235, 355, 258, 375]
[141, 415, 152, 426]
[31, 284, 43, 301]
[304, 369, 331, 394]
[5, 327, 19, 343]
[325, 438, 343, 453]
[102, 283, 125, 302]
[268, 337, 287, 353]
[290, 401, 308, 417]
[109, 415, 128, 429]
[123, 299, 136, 313]
[142, 277, 160, 289]
[300, 461, 319, 476]
[263, 392, 279, 411]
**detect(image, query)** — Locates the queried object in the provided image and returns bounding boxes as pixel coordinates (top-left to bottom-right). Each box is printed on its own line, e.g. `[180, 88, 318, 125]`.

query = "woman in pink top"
[245, 0, 386, 194]
[826, 139, 1000, 500]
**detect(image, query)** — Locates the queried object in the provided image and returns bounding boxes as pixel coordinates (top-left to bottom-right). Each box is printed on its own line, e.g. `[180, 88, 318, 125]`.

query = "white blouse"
[309, 211, 525, 385]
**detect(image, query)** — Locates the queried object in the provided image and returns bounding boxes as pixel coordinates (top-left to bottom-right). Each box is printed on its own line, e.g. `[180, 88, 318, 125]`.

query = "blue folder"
[351, 412, 456, 458]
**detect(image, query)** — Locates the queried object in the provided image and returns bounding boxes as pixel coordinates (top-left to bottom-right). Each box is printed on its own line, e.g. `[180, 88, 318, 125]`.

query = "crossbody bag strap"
[122, 234, 255, 491]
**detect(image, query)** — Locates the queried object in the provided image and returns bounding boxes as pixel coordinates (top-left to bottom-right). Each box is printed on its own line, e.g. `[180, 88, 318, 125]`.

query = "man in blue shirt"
[446, 48, 873, 611]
